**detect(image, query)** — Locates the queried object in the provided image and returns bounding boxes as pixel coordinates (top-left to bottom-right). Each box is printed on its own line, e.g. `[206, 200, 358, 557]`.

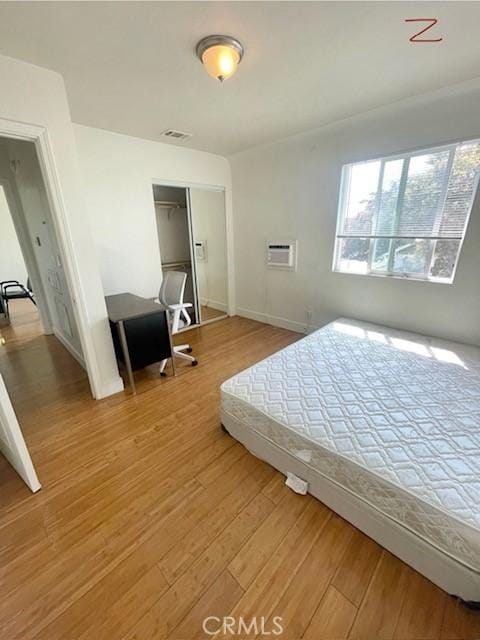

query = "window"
[333, 139, 480, 282]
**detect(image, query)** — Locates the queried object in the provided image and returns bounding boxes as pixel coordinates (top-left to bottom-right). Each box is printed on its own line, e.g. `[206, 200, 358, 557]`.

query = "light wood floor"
[200, 305, 226, 322]
[0, 300, 479, 639]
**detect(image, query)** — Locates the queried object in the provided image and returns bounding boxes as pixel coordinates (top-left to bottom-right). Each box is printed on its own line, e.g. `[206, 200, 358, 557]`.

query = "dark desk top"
[105, 293, 166, 323]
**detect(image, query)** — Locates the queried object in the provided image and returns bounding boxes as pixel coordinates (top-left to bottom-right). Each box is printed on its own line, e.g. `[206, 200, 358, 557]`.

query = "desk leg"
[117, 320, 136, 394]
[166, 311, 176, 376]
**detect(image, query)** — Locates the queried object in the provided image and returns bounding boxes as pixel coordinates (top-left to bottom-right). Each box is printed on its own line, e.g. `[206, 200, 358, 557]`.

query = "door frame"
[0, 118, 102, 398]
[151, 178, 233, 319]
[0, 177, 53, 334]
[185, 188, 201, 326]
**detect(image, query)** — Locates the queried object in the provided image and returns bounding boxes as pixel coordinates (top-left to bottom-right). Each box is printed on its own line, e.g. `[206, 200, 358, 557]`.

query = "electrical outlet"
[305, 308, 313, 323]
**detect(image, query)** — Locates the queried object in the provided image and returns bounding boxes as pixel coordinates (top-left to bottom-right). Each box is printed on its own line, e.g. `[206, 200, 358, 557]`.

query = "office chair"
[0, 278, 36, 321]
[158, 270, 198, 375]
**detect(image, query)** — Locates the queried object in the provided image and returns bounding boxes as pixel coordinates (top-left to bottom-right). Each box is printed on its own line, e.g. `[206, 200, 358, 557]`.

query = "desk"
[105, 293, 175, 394]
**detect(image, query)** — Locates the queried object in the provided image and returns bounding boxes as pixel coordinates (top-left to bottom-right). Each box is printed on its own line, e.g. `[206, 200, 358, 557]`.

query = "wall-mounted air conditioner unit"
[266, 240, 297, 271]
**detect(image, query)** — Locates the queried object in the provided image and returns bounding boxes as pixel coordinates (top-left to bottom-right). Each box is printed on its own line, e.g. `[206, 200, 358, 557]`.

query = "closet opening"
[152, 183, 228, 328]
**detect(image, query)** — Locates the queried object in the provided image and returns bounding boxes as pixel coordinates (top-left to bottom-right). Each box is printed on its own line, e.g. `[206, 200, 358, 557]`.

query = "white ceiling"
[0, 2, 479, 155]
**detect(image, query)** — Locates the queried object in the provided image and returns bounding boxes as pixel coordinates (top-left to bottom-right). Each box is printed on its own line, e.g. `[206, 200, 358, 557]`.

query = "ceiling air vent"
[160, 129, 192, 142]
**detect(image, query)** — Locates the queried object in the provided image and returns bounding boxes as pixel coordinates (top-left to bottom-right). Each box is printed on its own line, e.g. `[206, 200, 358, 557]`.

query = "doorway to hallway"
[0, 136, 90, 492]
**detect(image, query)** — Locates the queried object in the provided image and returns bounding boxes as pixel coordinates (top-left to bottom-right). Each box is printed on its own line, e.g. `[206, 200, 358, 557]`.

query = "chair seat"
[4, 291, 30, 300]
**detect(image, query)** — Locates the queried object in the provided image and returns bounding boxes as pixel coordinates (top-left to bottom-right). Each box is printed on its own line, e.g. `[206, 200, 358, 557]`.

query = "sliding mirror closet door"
[189, 188, 228, 324]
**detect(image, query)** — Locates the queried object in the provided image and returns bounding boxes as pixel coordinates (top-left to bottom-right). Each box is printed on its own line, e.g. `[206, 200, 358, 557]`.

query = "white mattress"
[220, 319, 480, 573]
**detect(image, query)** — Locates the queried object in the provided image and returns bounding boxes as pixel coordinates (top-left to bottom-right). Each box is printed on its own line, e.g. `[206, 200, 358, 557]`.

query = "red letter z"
[405, 18, 443, 43]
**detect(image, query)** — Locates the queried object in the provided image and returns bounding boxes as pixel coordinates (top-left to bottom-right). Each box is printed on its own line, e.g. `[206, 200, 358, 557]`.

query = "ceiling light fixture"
[196, 35, 244, 82]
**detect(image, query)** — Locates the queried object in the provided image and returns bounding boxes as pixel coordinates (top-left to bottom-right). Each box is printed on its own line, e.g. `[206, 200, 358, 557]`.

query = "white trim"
[152, 177, 225, 192]
[345, 139, 460, 168]
[199, 298, 227, 313]
[151, 177, 235, 317]
[333, 137, 480, 285]
[53, 327, 86, 368]
[236, 306, 305, 334]
[185, 188, 201, 326]
[331, 268, 455, 286]
[0, 118, 106, 399]
[98, 376, 125, 398]
[0, 177, 53, 334]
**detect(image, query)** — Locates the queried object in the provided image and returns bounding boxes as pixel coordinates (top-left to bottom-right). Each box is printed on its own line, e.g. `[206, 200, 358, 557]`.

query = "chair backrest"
[159, 270, 187, 307]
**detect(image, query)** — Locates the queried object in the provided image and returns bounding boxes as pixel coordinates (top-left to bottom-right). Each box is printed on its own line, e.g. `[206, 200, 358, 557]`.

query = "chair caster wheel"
[186, 347, 193, 353]
[192, 360, 198, 366]
[160, 371, 167, 377]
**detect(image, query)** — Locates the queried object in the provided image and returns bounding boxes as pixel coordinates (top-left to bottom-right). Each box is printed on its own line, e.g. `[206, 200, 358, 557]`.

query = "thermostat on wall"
[195, 240, 207, 262]
[266, 240, 297, 271]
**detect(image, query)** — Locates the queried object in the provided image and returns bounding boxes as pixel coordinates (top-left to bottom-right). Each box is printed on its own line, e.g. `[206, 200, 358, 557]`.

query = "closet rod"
[154, 200, 183, 208]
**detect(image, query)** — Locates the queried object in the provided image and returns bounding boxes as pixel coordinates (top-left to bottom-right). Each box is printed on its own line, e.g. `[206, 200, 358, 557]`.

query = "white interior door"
[0, 363, 40, 492]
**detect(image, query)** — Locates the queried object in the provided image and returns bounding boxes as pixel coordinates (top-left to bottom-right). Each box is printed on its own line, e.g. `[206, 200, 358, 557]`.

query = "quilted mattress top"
[221, 319, 480, 570]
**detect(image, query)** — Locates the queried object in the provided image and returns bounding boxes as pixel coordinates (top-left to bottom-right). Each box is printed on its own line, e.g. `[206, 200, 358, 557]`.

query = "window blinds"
[339, 140, 480, 241]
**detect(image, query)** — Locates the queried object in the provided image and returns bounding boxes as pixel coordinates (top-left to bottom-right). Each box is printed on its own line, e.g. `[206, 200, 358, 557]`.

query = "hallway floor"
[0, 299, 89, 446]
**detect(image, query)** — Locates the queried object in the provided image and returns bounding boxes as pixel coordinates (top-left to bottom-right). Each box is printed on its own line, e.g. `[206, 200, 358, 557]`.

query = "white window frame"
[332, 139, 480, 284]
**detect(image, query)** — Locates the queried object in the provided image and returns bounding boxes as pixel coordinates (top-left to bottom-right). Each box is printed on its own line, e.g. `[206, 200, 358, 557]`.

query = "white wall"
[0, 184, 27, 284]
[0, 54, 122, 398]
[230, 79, 480, 346]
[74, 125, 234, 308]
[190, 188, 228, 312]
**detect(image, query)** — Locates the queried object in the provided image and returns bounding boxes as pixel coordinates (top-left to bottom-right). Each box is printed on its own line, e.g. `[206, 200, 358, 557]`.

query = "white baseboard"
[200, 298, 227, 313]
[96, 376, 125, 399]
[54, 328, 125, 399]
[53, 328, 86, 369]
[236, 307, 307, 334]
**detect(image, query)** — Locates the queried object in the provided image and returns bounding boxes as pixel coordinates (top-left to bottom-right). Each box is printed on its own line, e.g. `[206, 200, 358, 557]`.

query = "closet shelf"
[162, 260, 192, 268]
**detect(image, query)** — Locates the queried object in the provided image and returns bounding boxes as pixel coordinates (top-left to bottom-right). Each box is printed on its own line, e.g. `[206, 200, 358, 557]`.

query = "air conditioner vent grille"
[266, 240, 297, 271]
[160, 129, 192, 141]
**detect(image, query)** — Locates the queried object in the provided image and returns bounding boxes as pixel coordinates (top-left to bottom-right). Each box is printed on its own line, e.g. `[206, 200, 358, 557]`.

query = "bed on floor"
[220, 318, 480, 603]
